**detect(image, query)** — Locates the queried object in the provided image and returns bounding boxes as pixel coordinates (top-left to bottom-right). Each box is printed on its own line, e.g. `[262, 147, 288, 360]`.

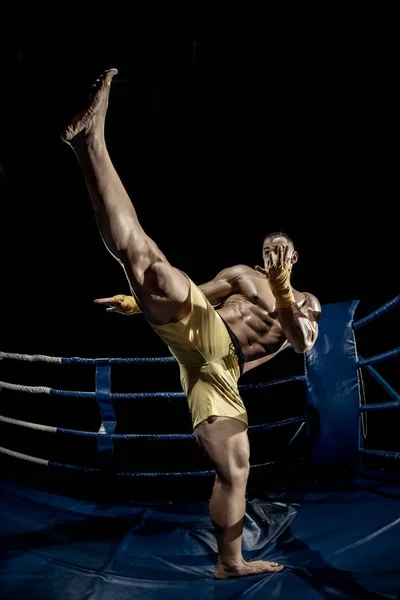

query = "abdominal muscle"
[217, 294, 287, 363]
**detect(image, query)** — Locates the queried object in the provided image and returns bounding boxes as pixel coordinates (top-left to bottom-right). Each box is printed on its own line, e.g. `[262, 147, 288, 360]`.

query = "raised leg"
[195, 416, 284, 579]
[61, 69, 190, 325]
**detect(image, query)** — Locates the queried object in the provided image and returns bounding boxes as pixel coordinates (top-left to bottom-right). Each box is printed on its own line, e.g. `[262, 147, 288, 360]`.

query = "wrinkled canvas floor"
[0, 468, 399, 599]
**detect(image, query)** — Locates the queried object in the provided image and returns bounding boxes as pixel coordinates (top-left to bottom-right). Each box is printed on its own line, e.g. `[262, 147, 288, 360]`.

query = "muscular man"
[61, 68, 321, 579]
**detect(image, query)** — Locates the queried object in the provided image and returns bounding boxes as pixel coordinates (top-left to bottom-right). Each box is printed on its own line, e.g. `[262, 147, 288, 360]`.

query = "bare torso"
[216, 265, 307, 366]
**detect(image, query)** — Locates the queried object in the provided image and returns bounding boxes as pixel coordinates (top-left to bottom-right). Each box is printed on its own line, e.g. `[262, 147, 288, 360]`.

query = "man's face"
[262, 236, 298, 269]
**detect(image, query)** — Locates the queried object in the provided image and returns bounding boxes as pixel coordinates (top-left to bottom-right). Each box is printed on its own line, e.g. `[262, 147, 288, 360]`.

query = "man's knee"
[122, 239, 161, 281]
[216, 463, 250, 487]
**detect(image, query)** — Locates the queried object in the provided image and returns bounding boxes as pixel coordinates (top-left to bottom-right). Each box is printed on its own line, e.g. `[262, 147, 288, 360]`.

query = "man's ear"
[291, 251, 298, 266]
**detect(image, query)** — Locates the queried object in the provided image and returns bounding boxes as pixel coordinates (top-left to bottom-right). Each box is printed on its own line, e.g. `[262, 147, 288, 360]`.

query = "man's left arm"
[277, 293, 321, 353]
[256, 246, 321, 354]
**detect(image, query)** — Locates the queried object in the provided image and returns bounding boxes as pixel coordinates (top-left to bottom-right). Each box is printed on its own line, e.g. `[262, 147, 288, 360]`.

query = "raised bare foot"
[61, 68, 118, 146]
[214, 560, 284, 580]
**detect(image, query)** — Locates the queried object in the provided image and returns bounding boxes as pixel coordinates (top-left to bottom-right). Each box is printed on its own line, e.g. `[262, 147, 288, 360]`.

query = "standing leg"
[61, 69, 189, 326]
[195, 416, 284, 579]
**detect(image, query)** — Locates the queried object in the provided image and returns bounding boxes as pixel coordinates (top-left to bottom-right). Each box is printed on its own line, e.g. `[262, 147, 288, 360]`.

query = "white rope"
[0, 381, 51, 394]
[0, 445, 49, 465]
[0, 414, 57, 433]
[0, 351, 62, 364]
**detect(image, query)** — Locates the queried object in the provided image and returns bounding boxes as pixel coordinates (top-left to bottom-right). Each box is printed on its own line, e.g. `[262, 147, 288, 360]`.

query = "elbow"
[293, 322, 318, 354]
[293, 337, 315, 354]
[293, 343, 307, 354]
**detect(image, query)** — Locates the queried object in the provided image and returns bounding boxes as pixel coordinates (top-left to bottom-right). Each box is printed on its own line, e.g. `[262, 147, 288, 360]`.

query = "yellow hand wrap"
[266, 263, 295, 309]
[111, 294, 142, 315]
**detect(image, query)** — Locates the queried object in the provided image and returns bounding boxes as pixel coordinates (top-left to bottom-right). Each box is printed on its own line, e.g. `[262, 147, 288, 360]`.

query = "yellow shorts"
[150, 278, 248, 430]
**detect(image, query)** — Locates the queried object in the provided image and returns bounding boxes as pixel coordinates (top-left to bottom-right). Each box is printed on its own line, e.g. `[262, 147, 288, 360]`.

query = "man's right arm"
[198, 265, 247, 306]
[95, 264, 248, 313]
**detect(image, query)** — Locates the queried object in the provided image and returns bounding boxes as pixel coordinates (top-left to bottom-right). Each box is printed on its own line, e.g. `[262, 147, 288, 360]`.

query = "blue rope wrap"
[358, 359, 400, 404]
[353, 294, 400, 330]
[51, 390, 96, 398]
[62, 356, 176, 365]
[359, 448, 400, 460]
[361, 402, 400, 412]
[49, 376, 306, 400]
[358, 347, 400, 367]
[48, 417, 303, 440]
[41, 462, 274, 476]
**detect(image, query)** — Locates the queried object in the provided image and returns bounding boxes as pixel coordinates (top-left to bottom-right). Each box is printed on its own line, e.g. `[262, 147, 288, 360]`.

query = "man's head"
[262, 231, 298, 269]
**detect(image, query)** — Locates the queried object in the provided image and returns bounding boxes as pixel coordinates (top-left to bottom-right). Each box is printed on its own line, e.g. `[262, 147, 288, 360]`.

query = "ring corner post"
[305, 300, 361, 467]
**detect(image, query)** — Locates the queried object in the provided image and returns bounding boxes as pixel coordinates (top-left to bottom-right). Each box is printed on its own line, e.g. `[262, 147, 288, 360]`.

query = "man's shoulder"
[226, 264, 259, 277]
[299, 291, 322, 314]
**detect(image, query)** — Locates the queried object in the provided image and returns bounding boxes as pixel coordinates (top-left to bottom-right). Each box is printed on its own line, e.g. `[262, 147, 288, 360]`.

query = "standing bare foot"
[214, 559, 284, 580]
[60, 68, 118, 146]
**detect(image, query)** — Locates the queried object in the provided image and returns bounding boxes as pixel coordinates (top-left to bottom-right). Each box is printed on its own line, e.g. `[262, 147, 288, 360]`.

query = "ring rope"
[0, 381, 51, 394]
[0, 351, 175, 365]
[0, 414, 58, 433]
[3, 444, 399, 472]
[0, 445, 49, 466]
[1, 349, 292, 365]
[358, 361, 400, 404]
[353, 294, 400, 330]
[359, 448, 400, 460]
[358, 347, 400, 367]
[0, 375, 306, 399]
[0, 351, 62, 363]
[361, 402, 400, 412]
[0, 349, 307, 474]
[0, 444, 275, 477]
[0, 414, 304, 439]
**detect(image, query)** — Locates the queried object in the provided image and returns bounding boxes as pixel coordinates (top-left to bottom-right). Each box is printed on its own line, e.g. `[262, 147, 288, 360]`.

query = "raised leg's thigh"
[123, 251, 191, 325]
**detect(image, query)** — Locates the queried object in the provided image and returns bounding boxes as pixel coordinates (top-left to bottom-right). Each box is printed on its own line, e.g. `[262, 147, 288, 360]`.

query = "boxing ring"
[0, 296, 399, 599]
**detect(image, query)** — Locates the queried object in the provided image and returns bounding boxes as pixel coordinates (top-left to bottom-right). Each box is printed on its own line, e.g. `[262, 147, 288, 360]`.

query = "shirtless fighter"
[61, 68, 321, 579]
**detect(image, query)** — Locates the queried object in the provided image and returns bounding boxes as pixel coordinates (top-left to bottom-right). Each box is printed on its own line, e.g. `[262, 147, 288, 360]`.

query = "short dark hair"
[263, 231, 294, 248]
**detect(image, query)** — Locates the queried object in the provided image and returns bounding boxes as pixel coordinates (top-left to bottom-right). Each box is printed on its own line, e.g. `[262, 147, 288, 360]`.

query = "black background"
[0, 20, 398, 495]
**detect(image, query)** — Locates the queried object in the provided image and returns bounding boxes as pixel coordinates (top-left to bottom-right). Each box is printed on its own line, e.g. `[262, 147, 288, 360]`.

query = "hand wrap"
[111, 294, 142, 315]
[266, 264, 295, 309]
